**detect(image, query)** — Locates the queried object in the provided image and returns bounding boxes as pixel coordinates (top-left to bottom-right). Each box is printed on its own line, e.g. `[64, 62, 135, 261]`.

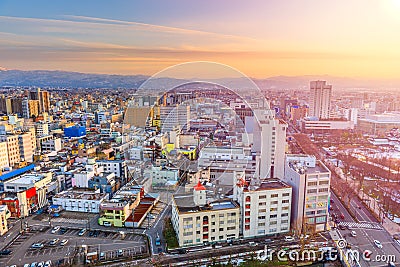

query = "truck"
[155, 234, 161, 246]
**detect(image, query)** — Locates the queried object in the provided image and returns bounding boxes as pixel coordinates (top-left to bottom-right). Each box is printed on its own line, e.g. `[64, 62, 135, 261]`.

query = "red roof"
[194, 182, 206, 191]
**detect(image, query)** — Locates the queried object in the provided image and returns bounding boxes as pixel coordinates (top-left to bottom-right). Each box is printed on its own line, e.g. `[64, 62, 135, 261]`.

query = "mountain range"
[0, 69, 398, 90]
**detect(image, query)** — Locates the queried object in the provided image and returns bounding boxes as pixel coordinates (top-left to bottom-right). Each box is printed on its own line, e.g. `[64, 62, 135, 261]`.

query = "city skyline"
[1, 0, 400, 80]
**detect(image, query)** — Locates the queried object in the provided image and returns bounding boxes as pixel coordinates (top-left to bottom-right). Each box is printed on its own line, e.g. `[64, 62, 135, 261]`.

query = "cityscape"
[1, 1, 400, 267]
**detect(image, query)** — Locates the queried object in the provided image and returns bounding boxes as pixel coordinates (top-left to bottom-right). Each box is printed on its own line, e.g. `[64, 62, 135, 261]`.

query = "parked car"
[99, 252, 105, 260]
[78, 229, 87, 236]
[284, 236, 295, 242]
[59, 228, 67, 234]
[37, 262, 44, 267]
[374, 240, 383, 248]
[30, 263, 37, 267]
[103, 221, 112, 227]
[49, 238, 59, 246]
[117, 249, 123, 257]
[51, 226, 60, 234]
[60, 239, 68, 246]
[0, 249, 12, 255]
[44, 260, 51, 267]
[351, 231, 357, 237]
[31, 243, 44, 249]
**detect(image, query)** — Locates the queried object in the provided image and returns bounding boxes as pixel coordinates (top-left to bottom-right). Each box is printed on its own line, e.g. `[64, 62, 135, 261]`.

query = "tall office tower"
[0, 96, 12, 115]
[309, 81, 332, 119]
[29, 88, 50, 113]
[251, 109, 287, 179]
[283, 154, 331, 234]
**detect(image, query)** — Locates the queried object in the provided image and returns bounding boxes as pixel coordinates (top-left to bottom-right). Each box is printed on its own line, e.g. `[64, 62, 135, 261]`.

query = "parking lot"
[140, 201, 166, 229]
[0, 226, 148, 266]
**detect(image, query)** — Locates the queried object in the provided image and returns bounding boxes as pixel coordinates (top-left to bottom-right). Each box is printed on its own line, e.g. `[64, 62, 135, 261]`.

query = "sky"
[1, 0, 400, 79]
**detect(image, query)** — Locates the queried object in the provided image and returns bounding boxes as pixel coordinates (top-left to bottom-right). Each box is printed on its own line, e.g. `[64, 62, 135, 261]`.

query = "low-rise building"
[233, 178, 292, 238]
[172, 183, 240, 247]
[52, 189, 108, 213]
[0, 205, 10, 236]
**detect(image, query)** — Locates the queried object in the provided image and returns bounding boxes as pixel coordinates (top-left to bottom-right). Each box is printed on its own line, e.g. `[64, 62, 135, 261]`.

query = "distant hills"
[0, 69, 398, 90]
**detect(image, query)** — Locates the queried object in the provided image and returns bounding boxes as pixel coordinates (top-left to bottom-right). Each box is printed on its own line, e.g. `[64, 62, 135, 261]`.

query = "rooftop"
[173, 195, 239, 213]
[54, 189, 107, 201]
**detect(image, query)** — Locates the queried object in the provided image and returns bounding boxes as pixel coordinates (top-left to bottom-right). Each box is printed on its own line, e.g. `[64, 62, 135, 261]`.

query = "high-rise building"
[283, 154, 331, 234]
[0, 135, 20, 167]
[251, 109, 287, 179]
[0, 142, 9, 168]
[0, 97, 12, 115]
[309, 81, 332, 120]
[29, 88, 50, 113]
[123, 106, 152, 127]
[18, 132, 35, 163]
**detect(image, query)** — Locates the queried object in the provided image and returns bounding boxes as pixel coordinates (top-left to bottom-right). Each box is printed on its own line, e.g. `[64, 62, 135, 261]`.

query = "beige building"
[18, 132, 34, 163]
[172, 183, 240, 247]
[234, 178, 292, 238]
[0, 205, 10, 236]
[0, 142, 9, 168]
[123, 106, 151, 127]
[0, 135, 20, 167]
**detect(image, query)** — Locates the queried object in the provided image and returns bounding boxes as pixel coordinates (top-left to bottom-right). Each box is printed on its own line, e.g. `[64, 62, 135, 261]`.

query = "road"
[331, 192, 400, 266]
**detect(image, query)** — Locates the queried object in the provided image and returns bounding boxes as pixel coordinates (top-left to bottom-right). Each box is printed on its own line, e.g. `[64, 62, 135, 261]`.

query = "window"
[259, 195, 266, 199]
[319, 188, 329, 193]
[281, 219, 288, 224]
[259, 202, 266, 206]
[308, 181, 318, 186]
[227, 226, 235, 231]
[258, 222, 265, 227]
[281, 213, 288, 217]
[183, 231, 193, 236]
[316, 216, 326, 223]
[317, 209, 326, 215]
[319, 180, 329, 185]
[282, 206, 289, 211]
[305, 211, 315, 216]
[307, 189, 317, 194]
[258, 216, 266, 220]
[270, 221, 277, 225]
[307, 217, 315, 223]
[271, 201, 278, 205]
[259, 209, 266, 213]
[269, 228, 277, 233]
[270, 207, 277, 212]
[219, 228, 224, 231]
[270, 214, 277, 218]
[271, 194, 278, 198]
[283, 193, 290, 197]
[282, 199, 290, 204]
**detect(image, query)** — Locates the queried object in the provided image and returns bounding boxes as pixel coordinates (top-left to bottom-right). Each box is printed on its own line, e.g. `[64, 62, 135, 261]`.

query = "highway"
[330, 192, 400, 266]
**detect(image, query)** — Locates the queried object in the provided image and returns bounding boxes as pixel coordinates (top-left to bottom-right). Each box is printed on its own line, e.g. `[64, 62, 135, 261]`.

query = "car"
[117, 249, 123, 257]
[51, 226, 60, 234]
[338, 224, 346, 230]
[351, 231, 357, 237]
[248, 241, 258, 246]
[284, 236, 295, 242]
[30, 263, 37, 267]
[357, 205, 362, 209]
[59, 228, 67, 234]
[78, 229, 87, 236]
[300, 234, 310, 240]
[0, 249, 12, 255]
[374, 240, 383, 248]
[93, 230, 99, 237]
[37, 262, 45, 267]
[340, 213, 345, 219]
[24, 264, 30, 267]
[44, 260, 51, 267]
[49, 238, 59, 246]
[89, 231, 94, 237]
[99, 252, 105, 260]
[31, 243, 44, 249]
[103, 221, 112, 227]
[60, 239, 68, 246]
[264, 238, 273, 244]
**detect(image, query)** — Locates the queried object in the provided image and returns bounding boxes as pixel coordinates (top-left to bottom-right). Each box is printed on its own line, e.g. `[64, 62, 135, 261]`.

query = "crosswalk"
[338, 221, 384, 230]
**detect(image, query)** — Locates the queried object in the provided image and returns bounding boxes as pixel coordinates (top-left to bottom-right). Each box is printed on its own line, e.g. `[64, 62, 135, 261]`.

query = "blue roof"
[0, 164, 35, 181]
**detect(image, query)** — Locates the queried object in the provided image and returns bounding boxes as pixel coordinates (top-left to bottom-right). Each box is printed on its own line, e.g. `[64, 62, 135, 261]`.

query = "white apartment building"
[18, 132, 34, 163]
[172, 183, 240, 247]
[52, 189, 108, 213]
[309, 81, 332, 120]
[144, 165, 179, 188]
[0, 142, 9, 168]
[234, 178, 292, 238]
[35, 122, 49, 136]
[96, 160, 127, 179]
[283, 154, 331, 233]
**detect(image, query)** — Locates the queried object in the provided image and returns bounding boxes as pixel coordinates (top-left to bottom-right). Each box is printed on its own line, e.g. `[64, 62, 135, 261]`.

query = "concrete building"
[233, 178, 292, 238]
[309, 81, 332, 120]
[300, 119, 354, 132]
[159, 105, 190, 133]
[0, 205, 10, 236]
[41, 138, 62, 153]
[18, 132, 34, 163]
[96, 160, 127, 180]
[252, 109, 287, 179]
[357, 113, 400, 135]
[123, 106, 151, 127]
[172, 183, 240, 247]
[0, 135, 20, 167]
[283, 154, 331, 234]
[98, 200, 131, 227]
[52, 189, 108, 213]
[0, 142, 9, 168]
[35, 122, 49, 137]
[29, 88, 50, 113]
[144, 165, 179, 189]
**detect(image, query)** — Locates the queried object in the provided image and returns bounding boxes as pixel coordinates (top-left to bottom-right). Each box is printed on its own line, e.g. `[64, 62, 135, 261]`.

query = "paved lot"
[0, 226, 148, 266]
